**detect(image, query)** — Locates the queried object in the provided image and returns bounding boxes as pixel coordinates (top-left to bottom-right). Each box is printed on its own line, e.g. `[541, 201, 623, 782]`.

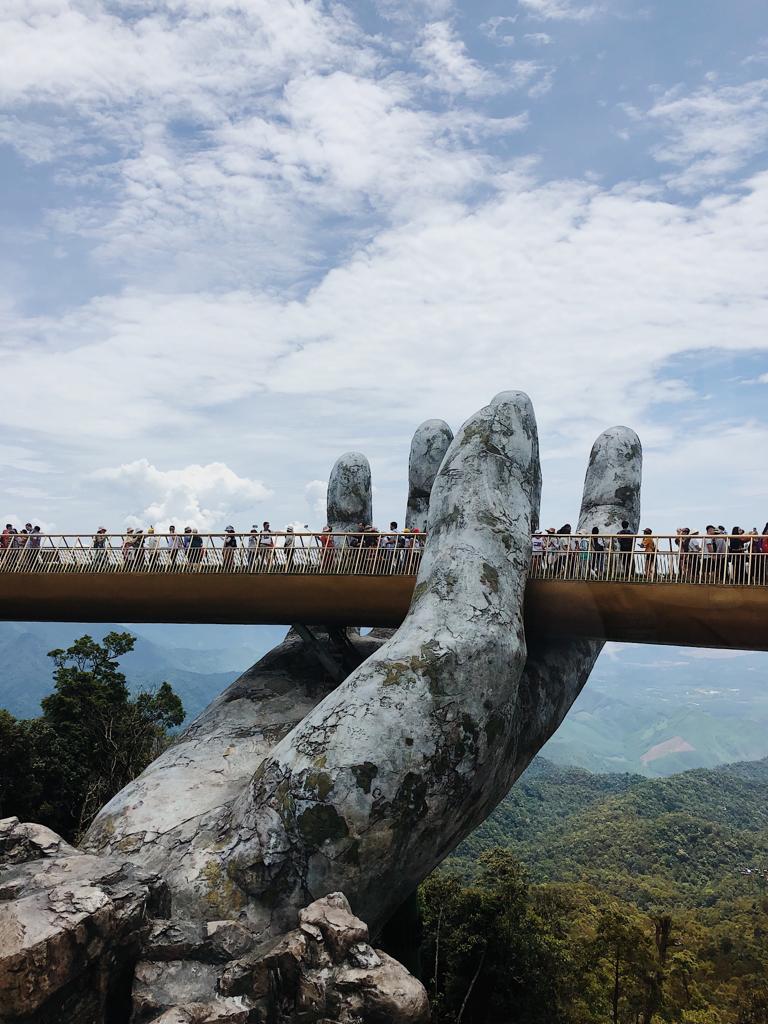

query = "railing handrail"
[0, 532, 765, 587]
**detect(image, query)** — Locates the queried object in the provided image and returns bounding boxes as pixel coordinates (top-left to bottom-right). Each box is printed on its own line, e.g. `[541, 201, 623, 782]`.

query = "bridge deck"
[1, 533, 766, 651]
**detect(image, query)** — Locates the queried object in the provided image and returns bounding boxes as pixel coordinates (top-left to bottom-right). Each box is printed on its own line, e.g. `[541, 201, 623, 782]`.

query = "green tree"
[0, 708, 36, 820]
[0, 632, 183, 841]
[420, 849, 576, 1024]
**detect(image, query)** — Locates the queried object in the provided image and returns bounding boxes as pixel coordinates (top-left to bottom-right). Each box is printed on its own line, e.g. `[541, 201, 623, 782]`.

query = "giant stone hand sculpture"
[76, 391, 640, 1018]
[85, 392, 641, 925]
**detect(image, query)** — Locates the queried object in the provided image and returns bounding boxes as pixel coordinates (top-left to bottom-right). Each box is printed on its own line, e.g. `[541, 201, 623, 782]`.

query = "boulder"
[299, 892, 369, 963]
[149, 1001, 251, 1024]
[131, 961, 220, 1022]
[219, 893, 429, 1023]
[0, 817, 168, 1024]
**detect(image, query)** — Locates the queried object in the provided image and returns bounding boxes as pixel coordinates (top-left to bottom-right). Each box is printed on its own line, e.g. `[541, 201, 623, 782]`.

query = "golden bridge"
[0, 532, 766, 653]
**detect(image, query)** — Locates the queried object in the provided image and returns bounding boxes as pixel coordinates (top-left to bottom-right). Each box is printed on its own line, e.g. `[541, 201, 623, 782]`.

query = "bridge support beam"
[292, 624, 365, 684]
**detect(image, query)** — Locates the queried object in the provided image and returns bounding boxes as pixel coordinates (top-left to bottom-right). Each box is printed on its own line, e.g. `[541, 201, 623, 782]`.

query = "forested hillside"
[417, 758, 768, 1023]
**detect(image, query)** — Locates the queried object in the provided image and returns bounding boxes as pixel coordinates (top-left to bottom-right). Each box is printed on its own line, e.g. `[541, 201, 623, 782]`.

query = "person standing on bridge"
[589, 526, 605, 578]
[258, 522, 274, 570]
[28, 525, 42, 568]
[144, 527, 159, 569]
[616, 520, 634, 580]
[640, 528, 657, 579]
[282, 526, 295, 571]
[121, 528, 135, 569]
[729, 527, 746, 584]
[759, 523, 768, 585]
[318, 524, 334, 572]
[167, 525, 182, 568]
[92, 527, 108, 570]
[223, 526, 238, 571]
[247, 525, 259, 571]
[188, 528, 203, 569]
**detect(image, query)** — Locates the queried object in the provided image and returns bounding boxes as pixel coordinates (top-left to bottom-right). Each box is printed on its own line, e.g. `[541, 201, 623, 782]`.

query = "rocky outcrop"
[0, 819, 427, 1024]
[405, 419, 453, 531]
[216, 893, 429, 1024]
[0, 817, 168, 1024]
[129, 894, 428, 1023]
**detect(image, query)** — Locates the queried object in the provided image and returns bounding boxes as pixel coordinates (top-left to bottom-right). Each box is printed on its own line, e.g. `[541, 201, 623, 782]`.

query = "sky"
[2, 0, 768, 536]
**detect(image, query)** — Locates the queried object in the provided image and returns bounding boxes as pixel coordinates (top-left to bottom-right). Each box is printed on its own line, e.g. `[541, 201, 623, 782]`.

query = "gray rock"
[0, 816, 77, 864]
[0, 819, 168, 1023]
[405, 419, 453, 531]
[298, 892, 369, 964]
[327, 452, 372, 533]
[218, 893, 428, 1024]
[332, 950, 429, 1024]
[131, 961, 220, 1022]
[145, 920, 207, 962]
[204, 920, 254, 962]
[150, 1003, 251, 1024]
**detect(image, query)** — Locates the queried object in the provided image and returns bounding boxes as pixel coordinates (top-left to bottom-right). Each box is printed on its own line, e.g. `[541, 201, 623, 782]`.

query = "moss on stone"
[201, 859, 245, 917]
[351, 762, 379, 794]
[305, 770, 334, 801]
[480, 561, 500, 594]
[297, 803, 349, 847]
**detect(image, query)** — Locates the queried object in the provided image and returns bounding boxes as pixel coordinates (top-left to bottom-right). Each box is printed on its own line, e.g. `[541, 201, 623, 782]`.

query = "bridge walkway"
[0, 533, 766, 652]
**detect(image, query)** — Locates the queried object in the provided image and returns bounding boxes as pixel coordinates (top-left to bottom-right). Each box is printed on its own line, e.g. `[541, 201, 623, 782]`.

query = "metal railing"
[0, 533, 425, 576]
[529, 534, 768, 586]
[0, 532, 765, 586]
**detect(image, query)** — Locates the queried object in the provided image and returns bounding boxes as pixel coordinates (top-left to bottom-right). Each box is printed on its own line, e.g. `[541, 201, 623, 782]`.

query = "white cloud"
[524, 32, 552, 45]
[646, 78, 768, 191]
[92, 459, 273, 531]
[480, 16, 517, 47]
[415, 21, 493, 96]
[519, 0, 598, 22]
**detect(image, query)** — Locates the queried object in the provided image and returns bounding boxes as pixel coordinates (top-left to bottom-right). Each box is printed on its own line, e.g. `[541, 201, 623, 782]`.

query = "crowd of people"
[0, 520, 426, 573]
[3, 518, 768, 583]
[531, 522, 768, 583]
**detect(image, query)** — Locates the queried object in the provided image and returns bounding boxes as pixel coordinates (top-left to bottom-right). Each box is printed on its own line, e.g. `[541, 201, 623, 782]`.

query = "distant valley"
[1, 625, 766, 775]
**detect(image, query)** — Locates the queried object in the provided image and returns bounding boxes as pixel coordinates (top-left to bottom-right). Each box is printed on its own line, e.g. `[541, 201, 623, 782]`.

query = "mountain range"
[1, 624, 767, 775]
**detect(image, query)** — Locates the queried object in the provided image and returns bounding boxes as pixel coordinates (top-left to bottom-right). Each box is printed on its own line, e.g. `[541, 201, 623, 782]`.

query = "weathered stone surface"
[131, 960, 220, 1022]
[145, 919, 206, 962]
[0, 819, 168, 1023]
[150, 1003, 251, 1024]
[405, 419, 453, 531]
[0, 816, 77, 864]
[333, 950, 429, 1023]
[510, 426, 642, 777]
[217, 392, 541, 934]
[204, 920, 254, 962]
[218, 894, 428, 1024]
[298, 893, 368, 964]
[326, 452, 372, 533]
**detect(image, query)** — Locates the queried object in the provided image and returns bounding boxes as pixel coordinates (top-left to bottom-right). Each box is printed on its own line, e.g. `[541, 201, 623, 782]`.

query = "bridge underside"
[1, 573, 766, 652]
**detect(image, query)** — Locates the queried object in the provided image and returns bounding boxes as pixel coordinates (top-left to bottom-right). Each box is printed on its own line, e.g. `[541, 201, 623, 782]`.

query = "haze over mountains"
[1, 623, 766, 777]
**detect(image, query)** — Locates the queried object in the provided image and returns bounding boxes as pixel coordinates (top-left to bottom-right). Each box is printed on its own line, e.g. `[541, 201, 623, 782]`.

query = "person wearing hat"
[223, 525, 238, 571]
[282, 525, 295, 571]
[188, 528, 203, 569]
[92, 526, 108, 569]
[247, 525, 259, 571]
[257, 521, 274, 571]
